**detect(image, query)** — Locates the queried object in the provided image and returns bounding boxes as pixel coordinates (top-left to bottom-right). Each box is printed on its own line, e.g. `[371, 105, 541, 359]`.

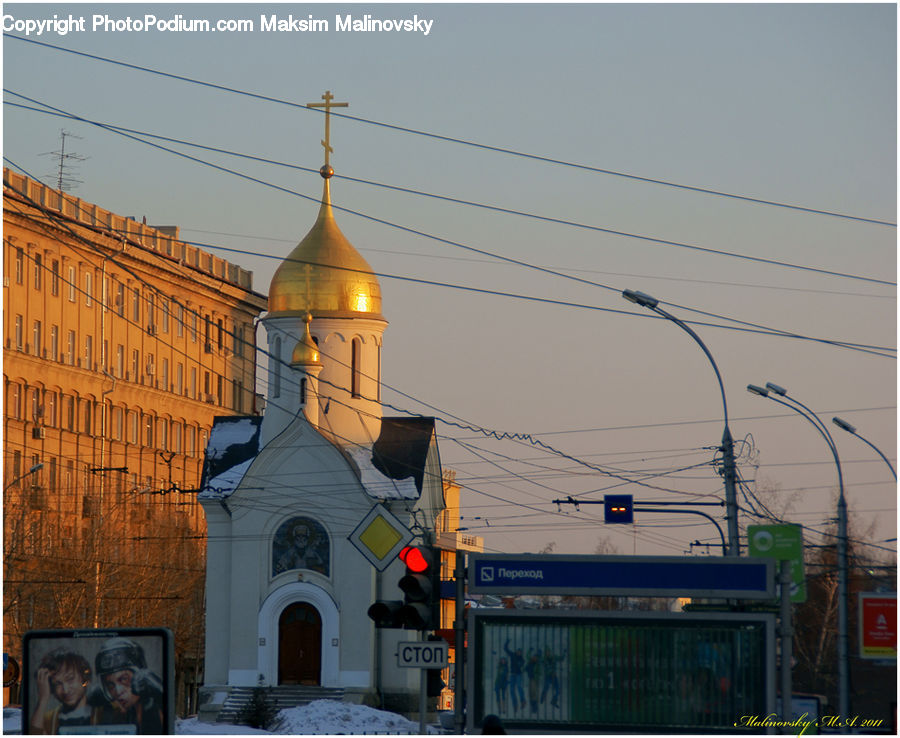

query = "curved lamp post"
[832, 417, 897, 481]
[622, 289, 739, 556]
[4, 462, 43, 492]
[747, 383, 849, 723]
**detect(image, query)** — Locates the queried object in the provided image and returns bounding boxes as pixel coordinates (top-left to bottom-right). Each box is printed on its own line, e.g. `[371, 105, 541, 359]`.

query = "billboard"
[22, 628, 174, 735]
[467, 609, 775, 733]
[859, 593, 897, 660]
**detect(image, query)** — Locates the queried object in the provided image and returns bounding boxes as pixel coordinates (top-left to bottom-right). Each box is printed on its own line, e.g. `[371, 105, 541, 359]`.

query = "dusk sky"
[3, 3, 896, 560]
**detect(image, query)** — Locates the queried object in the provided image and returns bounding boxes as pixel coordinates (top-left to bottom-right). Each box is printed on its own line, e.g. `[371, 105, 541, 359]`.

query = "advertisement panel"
[467, 609, 775, 733]
[859, 593, 897, 660]
[22, 628, 174, 735]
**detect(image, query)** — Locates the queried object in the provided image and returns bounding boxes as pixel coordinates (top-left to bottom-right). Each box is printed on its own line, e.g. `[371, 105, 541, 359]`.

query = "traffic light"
[604, 494, 634, 524]
[366, 599, 404, 628]
[398, 545, 439, 630]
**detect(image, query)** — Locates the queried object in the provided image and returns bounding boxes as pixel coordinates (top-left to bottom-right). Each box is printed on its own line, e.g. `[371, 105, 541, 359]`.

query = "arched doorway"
[278, 602, 322, 685]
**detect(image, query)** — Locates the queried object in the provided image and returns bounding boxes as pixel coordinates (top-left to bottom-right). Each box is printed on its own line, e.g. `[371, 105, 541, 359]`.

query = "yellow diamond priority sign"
[349, 504, 414, 570]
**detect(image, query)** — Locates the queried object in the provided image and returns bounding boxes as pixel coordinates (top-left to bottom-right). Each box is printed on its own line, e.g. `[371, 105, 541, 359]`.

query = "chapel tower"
[260, 92, 387, 447]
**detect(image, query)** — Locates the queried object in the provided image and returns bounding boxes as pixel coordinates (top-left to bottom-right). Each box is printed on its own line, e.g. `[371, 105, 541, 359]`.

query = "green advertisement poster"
[748, 524, 807, 603]
[471, 611, 773, 732]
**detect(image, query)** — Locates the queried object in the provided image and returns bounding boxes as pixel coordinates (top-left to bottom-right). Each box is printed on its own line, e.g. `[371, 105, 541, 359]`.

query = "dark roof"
[370, 417, 435, 494]
[200, 415, 262, 488]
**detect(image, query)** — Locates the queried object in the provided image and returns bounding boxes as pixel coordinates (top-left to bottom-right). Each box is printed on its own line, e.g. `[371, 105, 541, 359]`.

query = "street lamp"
[622, 289, 739, 556]
[746, 382, 849, 722]
[4, 462, 43, 492]
[832, 416, 897, 481]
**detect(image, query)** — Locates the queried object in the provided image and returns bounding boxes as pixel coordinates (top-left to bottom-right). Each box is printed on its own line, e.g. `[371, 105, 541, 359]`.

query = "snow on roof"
[199, 416, 261, 499]
[347, 446, 419, 500]
[199, 458, 253, 500]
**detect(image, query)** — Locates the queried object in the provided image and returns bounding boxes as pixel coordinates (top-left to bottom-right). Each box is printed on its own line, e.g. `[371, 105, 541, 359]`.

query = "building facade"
[2, 168, 267, 711]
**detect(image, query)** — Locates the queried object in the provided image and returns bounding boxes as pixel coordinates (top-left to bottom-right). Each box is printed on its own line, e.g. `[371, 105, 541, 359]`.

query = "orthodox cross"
[307, 90, 348, 169]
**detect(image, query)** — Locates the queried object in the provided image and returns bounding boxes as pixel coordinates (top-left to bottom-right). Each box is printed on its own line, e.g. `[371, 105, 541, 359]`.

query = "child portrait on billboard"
[23, 629, 171, 735]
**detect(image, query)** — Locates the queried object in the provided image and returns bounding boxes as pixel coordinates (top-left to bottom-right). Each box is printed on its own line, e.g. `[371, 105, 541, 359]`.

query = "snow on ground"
[177, 699, 430, 735]
[8, 699, 430, 735]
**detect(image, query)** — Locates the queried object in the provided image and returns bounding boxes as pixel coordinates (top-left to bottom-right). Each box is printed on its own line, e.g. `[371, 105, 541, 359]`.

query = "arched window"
[272, 517, 330, 577]
[300, 378, 307, 406]
[272, 336, 282, 398]
[351, 338, 361, 398]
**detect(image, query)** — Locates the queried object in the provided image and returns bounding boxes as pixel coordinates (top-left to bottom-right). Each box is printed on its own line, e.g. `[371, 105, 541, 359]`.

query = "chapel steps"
[216, 685, 345, 724]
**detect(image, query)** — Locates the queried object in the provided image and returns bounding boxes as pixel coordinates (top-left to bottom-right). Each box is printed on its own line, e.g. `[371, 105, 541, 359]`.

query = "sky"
[2, 3, 896, 563]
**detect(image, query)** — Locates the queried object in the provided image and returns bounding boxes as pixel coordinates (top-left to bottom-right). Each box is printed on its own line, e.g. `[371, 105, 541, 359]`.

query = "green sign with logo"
[468, 610, 775, 733]
[748, 524, 806, 603]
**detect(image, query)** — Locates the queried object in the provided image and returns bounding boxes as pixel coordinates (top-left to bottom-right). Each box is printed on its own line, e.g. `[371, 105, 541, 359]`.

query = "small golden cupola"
[290, 313, 322, 366]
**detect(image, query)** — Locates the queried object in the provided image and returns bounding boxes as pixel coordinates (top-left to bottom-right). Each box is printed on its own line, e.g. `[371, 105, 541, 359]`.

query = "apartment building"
[2, 168, 267, 710]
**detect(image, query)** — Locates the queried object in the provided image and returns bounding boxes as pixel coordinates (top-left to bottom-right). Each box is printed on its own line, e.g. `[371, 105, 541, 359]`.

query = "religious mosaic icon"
[272, 517, 330, 577]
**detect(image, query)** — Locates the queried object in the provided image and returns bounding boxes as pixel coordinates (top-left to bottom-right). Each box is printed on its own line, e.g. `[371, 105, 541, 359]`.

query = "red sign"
[860, 593, 897, 659]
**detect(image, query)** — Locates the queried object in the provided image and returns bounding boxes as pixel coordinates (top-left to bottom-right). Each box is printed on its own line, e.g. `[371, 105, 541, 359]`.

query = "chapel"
[197, 93, 446, 718]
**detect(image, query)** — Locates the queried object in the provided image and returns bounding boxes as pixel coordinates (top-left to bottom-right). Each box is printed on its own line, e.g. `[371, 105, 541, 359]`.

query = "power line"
[6, 97, 896, 290]
[5, 33, 896, 227]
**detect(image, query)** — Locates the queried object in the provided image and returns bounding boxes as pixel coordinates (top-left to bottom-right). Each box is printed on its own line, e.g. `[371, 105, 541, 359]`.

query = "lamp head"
[765, 382, 787, 396]
[832, 417, 856, 434]
[28, 463, 44, 473]
[746, 384, 769, 397]
[622, 289, 659, 309]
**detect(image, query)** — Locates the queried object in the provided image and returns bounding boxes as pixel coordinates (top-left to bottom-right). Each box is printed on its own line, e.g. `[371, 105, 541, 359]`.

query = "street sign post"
[468, 553, 775, 599]
[748, 524, 806, 602]
[397, 640, 449, 668]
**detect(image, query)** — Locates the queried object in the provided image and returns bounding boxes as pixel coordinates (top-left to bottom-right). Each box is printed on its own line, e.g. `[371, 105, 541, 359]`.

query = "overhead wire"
[5, 33, 896, 227]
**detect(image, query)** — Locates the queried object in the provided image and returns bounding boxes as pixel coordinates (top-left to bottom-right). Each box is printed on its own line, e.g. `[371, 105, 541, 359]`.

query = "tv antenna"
[41, 129, 87, 191]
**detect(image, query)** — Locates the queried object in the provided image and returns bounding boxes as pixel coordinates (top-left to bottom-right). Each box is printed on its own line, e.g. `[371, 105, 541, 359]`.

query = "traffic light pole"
[453, 551, 466, 735]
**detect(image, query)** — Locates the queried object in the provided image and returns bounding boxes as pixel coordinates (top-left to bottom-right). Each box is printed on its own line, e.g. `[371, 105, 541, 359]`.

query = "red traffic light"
[399, 545, 432, 573]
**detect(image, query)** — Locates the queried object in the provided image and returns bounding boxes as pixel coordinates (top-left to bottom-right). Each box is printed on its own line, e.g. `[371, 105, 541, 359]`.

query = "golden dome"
[291, 313, 322, 366]
[268, 180, 383, 319]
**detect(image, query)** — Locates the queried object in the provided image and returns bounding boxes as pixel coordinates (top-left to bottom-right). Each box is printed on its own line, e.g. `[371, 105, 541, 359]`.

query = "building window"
[84, 272, 92, 307]
[132, 349, 140, 382]
[158, 418, 168, 450]
[216, 375, 223, 406]
[50, 325, 59, 362]
[84, 335, 93, 370]
[34, 254, 42, 291]
[204, 315, 211, 350]
[233, 380, 243, 412]
[10, 383, 21, 419]
[233, 323, 244, 358]
[51, 260, 60, 296]
[67, 266, 76, 301]
[115, 282, 125, 317]
[11, 450, 22, 483]
[190, 313, 197, 342]
[272, 337, 282, 398]
[82, 399, 92, 435]
[300, 378, 307, 406]
[132, 288, 141, 322]
[217, 318, 224, 350]
[15, 315, 23, 350]
[66, 330, 76, 365]
[32, 320, 42, 356]
[15, 248, 24, 284]
[162, 299, 170, 333]
[203, 371, 211, 400]
[351, 338, 361, 398]
[190, 368, 197, 399]
[113, 407, 123, 440]
[162, 358, 169, 391]
[116, 345, 124, 378]
[187, 426, 196, 456]
[173, 423, 182, 453]
[129, 411, 138, 444]
[147, 293, 156, 332]
[46, 391, 57, 427]
[65, 396, 75, 430]
[144, 415, 154, 446]
[31, 387, 41, 422]
[176, 305, 184, 337]
[49, 457, 57, 489]
[176, 363, 184, 395]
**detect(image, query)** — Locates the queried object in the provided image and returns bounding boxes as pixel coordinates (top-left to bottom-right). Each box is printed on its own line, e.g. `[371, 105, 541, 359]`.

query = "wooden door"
[278, 602, 322, 684]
